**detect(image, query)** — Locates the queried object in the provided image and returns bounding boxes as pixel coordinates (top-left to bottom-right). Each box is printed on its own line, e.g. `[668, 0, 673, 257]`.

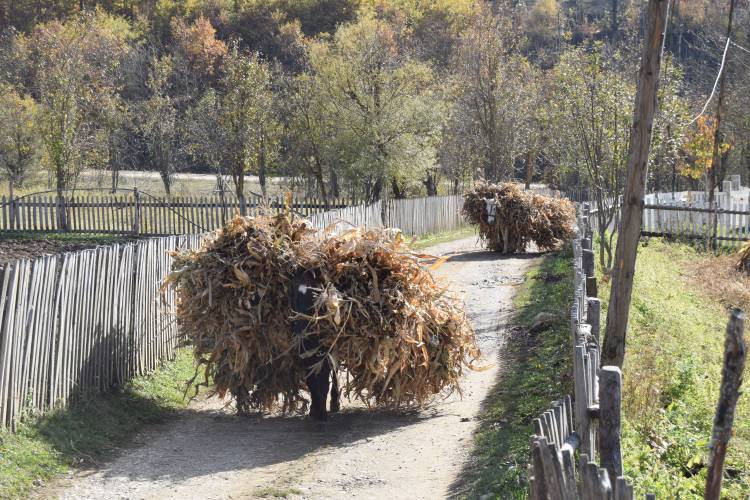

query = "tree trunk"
[610, 0, 618, 42]
[524, 150, 534, 189]
[235, 169, 246, 216]
[111, 168, 119, 194]
[602, 0, 669, 368]
[313, 158, 329, 210]
[8, 181, 14, 229]
[370, 176, 383, 203]
[331, 169, 340, 198]
[424, 171, 438, 196]
[56, 166, 69, 231]
[258, 138, 267, 198]
[391, 178, 403, 199]
[707, 0, 735, 253]
[160, 171, 172, 197]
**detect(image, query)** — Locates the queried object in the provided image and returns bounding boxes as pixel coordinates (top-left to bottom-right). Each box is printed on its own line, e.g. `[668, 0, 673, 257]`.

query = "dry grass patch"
[684, 251, 750, 314]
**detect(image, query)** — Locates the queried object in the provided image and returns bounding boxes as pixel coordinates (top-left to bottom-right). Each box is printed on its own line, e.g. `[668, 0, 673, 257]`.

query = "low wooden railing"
[528, 204, 638, 499]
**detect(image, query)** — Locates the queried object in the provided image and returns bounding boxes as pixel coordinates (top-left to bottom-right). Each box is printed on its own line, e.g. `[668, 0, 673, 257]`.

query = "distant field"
[2, 169, 476, 200]
[2, 169, 305, 199]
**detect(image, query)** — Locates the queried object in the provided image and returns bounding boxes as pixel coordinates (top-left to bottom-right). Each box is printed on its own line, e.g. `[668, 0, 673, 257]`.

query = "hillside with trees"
[0, 0, 748, 215]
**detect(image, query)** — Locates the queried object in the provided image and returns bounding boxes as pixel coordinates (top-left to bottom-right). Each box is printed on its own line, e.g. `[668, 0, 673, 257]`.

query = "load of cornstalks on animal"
[462, 182, 576, 253]
[737, 239, 750, 274]
[163, 213, 478, 414]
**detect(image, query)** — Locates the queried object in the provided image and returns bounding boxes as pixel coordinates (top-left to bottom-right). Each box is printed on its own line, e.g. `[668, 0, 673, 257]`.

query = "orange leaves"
[171, 16, 228, 78]
[679, 115, 731, 180]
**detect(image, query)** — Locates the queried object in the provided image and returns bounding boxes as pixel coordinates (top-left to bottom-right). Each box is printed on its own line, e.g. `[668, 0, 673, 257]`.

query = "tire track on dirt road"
[48, 237, 542, 500]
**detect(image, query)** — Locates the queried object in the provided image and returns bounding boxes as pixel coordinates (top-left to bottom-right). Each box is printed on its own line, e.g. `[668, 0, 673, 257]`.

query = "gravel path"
[49, 237, 542, 500]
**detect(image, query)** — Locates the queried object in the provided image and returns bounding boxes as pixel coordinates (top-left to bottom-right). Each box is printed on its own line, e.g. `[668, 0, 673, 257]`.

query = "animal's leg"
[330, 367, 340, 413]
[307, 372, 324, 420]
[317, 362, 331, 420]
[307, 360, 331, 421]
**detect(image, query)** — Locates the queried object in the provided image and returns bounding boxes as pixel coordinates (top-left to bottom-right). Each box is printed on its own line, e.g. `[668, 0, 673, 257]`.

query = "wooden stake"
[602, 0, 669, 367]
[705, 309, 745, 500]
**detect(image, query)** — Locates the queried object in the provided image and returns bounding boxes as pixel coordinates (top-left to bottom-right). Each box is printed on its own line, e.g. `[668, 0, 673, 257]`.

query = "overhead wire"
[730, 39, 750, 55]
[685, 36, 731, 125]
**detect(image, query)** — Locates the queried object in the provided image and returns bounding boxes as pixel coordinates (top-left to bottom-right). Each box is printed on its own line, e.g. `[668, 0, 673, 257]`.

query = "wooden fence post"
[575, 344, 592, 457]
[9, 195, 16, 230]
[602, 0, 669, 368]
[133, 188, 141, 235]
[705, 309, 746, 500]
[598, 366, 623, 483]
[582, 248, 597, 297]
[587, 298, 601, 344]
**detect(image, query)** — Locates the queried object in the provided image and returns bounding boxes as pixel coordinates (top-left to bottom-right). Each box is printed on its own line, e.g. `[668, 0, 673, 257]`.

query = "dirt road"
[52, 237, 541, 500]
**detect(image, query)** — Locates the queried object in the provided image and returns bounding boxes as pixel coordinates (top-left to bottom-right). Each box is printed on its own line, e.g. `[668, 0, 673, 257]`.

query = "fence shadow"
[446, 250, 544, 263]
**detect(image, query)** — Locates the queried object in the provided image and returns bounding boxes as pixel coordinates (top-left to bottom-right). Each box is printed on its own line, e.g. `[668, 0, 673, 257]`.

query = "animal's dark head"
[290, 269, 320, 334]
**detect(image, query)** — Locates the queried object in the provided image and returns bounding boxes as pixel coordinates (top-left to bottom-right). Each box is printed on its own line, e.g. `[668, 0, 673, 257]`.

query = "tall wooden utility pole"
[707, 0, 736, 252]
[601, 0, 670, 368]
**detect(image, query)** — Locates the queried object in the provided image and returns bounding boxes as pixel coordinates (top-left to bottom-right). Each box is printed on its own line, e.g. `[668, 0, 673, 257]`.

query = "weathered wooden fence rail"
[528, 204, 640, 499]
[385, 195, 466, 236]
[0, 192, 471, 237]
[0, 234, 203, 430]
[0, 195, 467, 430]
[0, 192, 351, 235]
[642, 201, 750, 246]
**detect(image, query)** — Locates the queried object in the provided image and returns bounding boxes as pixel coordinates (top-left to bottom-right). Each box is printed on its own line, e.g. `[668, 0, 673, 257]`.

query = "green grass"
[410, 226, 477, 250]
[456, 247, 573, 498]
[597, 238, 749, 498]
[1, 169, 285, 198]
[255, 486, 304, 498]
[0, 349, 197, 499]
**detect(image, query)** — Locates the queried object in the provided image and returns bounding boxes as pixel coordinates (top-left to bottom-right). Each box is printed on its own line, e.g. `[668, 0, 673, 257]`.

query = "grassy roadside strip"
[410, 226, 477, 250]
[456, 247, 573, 498]
[0, 349, 197, 499]
[596, 239, 749, 498]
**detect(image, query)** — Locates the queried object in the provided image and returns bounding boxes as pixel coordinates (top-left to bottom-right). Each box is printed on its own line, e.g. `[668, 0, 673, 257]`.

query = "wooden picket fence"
[0, 234, 203, 430]
[0, 191, 351, 236]
[0, 195, 469, 430]
[528, 204, 641, 499]
[385, 195, 466, 236]
[308, 201, 383, 235]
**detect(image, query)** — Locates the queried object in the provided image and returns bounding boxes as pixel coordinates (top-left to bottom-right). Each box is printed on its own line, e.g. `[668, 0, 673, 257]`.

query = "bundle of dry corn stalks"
[462, 182, 575, 253]
[308, 228, 479, 408]
[737, 240, 750, 274]
[164, 214, 478, 413]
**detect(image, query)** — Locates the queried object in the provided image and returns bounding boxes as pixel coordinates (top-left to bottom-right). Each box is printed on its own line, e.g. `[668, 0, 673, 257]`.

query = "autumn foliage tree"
[0, 84, 39, 198]
[678, 115, 731, 186]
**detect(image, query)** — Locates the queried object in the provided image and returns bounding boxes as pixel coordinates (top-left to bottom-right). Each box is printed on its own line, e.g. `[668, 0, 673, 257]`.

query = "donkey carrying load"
[165, 213, 478, 421]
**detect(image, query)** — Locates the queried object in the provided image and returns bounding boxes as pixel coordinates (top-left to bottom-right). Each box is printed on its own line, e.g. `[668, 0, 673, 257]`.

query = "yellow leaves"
[171, 15, 227, 77]
[678, 115, 731, 180]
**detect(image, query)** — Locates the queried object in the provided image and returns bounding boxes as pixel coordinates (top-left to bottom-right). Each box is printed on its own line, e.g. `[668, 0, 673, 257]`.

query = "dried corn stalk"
[737, 240, 750, 274]
[164, 213, 478, 414]
[462, 182, 575, 253]
[302, 228, 479, 408]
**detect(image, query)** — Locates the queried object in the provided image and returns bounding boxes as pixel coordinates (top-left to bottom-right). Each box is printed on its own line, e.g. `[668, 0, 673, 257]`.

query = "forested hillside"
[0, 0, 748, 206]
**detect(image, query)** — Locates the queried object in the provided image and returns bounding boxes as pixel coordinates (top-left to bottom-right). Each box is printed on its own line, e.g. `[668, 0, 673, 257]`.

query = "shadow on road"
[446, 250, 543, 263]
[90, 403, 431, 484]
